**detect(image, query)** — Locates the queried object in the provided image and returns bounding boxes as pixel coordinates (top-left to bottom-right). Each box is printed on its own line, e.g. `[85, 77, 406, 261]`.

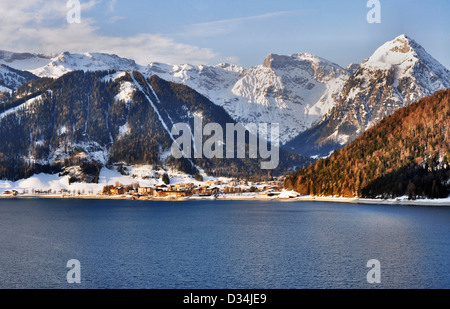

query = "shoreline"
[1, 193, 449, 206]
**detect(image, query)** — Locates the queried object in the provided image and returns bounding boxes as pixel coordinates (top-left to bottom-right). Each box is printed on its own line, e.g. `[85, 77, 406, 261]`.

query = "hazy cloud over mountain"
[0, 0, 218, 65]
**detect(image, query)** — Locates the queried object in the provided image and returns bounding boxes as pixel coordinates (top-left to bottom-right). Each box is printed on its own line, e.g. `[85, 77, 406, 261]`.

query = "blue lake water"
[0, 198, 449, 289]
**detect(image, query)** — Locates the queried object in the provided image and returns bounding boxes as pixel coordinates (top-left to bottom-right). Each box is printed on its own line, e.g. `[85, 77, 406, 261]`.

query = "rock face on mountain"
[32, 52, 141, 78]
[146, 53, 350, 144]
[285, 35, 450, 157]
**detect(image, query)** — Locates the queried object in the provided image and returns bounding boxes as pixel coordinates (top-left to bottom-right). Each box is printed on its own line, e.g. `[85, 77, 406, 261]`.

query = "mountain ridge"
[285, 34, 450, 157]
[1, 34, 449, 155]
[145, 52, 351, 144]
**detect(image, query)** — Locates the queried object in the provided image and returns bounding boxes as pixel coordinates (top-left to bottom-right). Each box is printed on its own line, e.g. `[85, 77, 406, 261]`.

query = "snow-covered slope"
[145, 54, 350, 144]
[361, 34, 450, 104]
[0, 166, 219, 195]
[285, 34, 450, 157]
[0, 50, 53, 72]
[31, 51, 142, 78]
[0, 50, 142, 79]
[0, 65, 38, 92]
[233, 53, 349, 142]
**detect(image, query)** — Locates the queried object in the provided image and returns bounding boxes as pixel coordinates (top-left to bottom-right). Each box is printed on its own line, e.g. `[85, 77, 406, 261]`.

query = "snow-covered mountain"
[0, 65, 38, 92]
[32, 51, 142, 78]
[285, 34, 450, 157]
[361, 34, 450, 103]
[0, 50, 53, 72]
[145, 54, 350, 144]
[1, 34, 448, 151]
[144, 61, 245, 107]
[0, 50, 142, 79]
[0, 49, 351, 144]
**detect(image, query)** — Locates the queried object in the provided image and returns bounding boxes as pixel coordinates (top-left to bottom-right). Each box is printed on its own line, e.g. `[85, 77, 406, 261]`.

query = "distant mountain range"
[0, 49, 351, 144]
[0, 50, 140, 78]
[145, 54, 351, 144]
[0, 34, 449, 182]
[285, 89, 450, 199]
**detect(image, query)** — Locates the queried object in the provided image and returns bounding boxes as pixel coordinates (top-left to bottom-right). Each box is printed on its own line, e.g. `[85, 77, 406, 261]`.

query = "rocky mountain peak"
[285, 34, 450, 158]
[262, 53, 292, 70]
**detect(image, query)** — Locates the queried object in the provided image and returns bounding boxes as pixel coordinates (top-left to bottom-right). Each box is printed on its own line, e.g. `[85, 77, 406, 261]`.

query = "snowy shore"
[0, 170, 448, 206]
[1, 191, 449, 207]
[292, 196, 450, 206]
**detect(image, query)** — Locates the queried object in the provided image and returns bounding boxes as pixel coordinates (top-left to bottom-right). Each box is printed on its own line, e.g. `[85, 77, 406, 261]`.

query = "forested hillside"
[285, 89, 450, 199]
[0, 70, 308, 181]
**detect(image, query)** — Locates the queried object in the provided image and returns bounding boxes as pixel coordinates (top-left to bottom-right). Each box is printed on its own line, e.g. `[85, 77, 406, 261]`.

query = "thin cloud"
[109, 0, 117, 13]
[108, 15, 125, 24]
[181, 11, 297, 37]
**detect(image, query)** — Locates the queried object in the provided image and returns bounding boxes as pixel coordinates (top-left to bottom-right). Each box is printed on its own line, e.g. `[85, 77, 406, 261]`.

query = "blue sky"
[1, 0, 449, 68]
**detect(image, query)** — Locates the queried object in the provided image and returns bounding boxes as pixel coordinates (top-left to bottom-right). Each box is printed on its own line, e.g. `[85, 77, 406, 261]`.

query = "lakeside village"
[100, 177, 290, 200]
[1, 177, 297, 200]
